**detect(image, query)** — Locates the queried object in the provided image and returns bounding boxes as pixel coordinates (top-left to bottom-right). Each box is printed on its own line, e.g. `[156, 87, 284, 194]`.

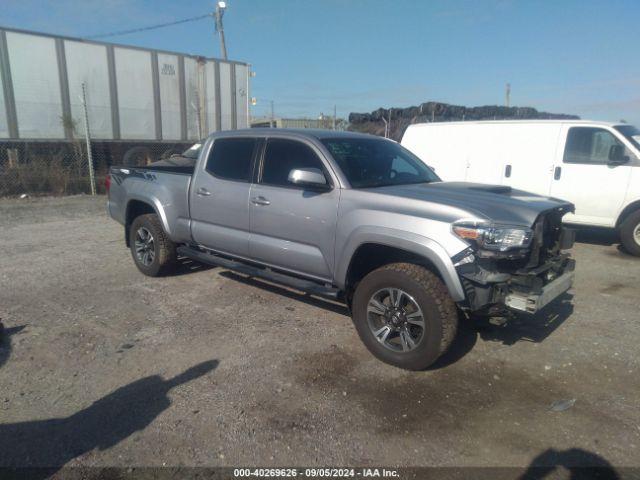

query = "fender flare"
[125, 195, 172, 237]
[335, 226, 466, 302]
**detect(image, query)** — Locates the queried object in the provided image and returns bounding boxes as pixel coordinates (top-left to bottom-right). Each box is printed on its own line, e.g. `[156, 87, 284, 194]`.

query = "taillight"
[105, 174, 111, 193]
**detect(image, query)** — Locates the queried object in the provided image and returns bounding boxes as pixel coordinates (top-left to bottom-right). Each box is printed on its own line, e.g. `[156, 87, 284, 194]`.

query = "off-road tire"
[352, 262, 458, 370]
[123, 146, 154, 166]
[620, 210, 640, 257]
[129, 214, 177, 276]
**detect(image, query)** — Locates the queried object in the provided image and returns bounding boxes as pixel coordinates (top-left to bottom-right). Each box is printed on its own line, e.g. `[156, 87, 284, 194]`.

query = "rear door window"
[563, 127, 624, 164]
[205, 138, 257, 182]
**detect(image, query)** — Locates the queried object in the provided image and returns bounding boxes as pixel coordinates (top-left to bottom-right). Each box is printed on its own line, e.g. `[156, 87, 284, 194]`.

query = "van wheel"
[129, 214, 177, 276]
[351, 263, 458, 370]
[620, 210, 640, 256]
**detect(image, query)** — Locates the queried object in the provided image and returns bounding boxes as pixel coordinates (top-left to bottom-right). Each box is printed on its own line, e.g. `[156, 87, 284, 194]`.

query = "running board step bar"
[177, 246, 341, 300]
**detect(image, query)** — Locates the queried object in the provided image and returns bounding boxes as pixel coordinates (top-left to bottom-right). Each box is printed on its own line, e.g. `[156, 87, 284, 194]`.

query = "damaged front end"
[453, 205, 575, 314]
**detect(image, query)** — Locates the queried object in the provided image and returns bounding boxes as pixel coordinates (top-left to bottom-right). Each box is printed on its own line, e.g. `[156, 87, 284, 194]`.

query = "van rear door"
[549, 125, 632, 226]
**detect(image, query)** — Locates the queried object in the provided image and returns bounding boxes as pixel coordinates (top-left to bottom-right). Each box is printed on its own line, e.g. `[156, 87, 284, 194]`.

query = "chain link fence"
[1, 139, 90, 196]
[0, 138, 196, 197]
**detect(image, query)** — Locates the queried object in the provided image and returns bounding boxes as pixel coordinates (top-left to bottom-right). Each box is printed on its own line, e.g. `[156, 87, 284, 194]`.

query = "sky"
[2, 0, 639, 124]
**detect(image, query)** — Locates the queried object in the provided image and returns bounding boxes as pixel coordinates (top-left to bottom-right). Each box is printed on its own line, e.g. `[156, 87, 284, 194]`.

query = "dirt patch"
[1, 195, 639, 468]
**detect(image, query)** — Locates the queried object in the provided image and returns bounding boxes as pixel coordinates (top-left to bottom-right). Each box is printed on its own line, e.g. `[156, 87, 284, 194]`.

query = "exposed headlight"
[452, 220, 533, 252]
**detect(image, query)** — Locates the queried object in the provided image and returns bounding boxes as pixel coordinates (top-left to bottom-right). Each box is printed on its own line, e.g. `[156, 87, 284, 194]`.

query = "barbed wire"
[85, 13, 212, 39]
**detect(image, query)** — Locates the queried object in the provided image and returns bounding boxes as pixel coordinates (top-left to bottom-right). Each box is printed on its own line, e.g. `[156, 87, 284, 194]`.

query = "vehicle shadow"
[426, 312, 479, 370]
[168, 256, 215, 277]
[427, 294, 574, 370]
[519, 448, 619, 480]
[573, 226, 619, 247]
[0, 322, 26, 369]
[218, 271, 350, 316]
[0, 359, 218, 476]
[477, 293, 575, 346]
[218, 269, 574, 369]
[573, 226, 640, 259]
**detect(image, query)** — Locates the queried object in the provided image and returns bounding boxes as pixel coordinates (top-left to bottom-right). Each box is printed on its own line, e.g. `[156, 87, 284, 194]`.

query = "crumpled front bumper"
[505, 265, 574, 313]
[456, 256, 575, 314]
[455, 211, 576, 314]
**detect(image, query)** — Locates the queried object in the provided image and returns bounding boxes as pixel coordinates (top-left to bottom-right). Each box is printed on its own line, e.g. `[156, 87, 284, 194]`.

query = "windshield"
[181, 142, 203, 159]
[614, 125, 640, 150]
[321, 137, 440, 188]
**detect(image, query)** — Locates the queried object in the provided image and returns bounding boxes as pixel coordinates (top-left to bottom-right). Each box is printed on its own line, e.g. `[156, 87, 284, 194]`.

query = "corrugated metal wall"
[0, 27, 250, 141]
[65, 40, 112, 139]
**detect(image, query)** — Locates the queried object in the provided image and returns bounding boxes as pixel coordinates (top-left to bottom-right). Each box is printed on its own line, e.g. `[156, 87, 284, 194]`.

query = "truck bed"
[128, 156, 196, 175]
[107, 160, 193, 243]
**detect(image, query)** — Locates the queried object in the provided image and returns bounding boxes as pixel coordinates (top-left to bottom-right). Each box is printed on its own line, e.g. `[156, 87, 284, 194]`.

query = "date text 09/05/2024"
[233, 468, 400, 478]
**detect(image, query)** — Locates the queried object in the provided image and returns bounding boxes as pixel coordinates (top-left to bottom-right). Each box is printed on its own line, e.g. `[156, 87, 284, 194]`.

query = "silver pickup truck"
[107, 129, 575, 370]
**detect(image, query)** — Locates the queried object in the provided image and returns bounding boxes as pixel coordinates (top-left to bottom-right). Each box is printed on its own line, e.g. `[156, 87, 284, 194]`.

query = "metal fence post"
[80, 82, 96, 195]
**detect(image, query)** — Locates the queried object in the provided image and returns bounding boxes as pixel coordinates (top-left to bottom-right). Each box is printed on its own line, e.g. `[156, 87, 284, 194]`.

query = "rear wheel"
[619, 210, 640, 256]
[352, 262, 458, 370]
[129, 214, 177, 276]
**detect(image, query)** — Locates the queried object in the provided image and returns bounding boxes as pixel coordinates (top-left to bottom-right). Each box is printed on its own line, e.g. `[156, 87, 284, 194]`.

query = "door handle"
[554, 166, 562, 180]
[196, 187, 211, 196]
[505, 164, 512, 178]
[251, 196, 271, 206]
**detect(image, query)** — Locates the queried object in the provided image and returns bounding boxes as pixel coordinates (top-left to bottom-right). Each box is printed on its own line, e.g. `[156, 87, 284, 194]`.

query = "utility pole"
[270, 100, 275, 128]
[333, 105, 337, 130]
[80, 83, 96, 196]
[505, 82, 511, 107]
[213, 1, 228, 60]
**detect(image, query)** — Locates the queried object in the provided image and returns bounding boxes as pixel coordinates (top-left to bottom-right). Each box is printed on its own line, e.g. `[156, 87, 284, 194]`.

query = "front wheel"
[352, 263, 458, 370]
[619, 210, 640, 257]
[129, 214, 177, 276]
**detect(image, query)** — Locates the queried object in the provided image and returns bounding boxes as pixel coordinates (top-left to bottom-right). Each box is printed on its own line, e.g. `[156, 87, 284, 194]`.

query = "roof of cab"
[209, 128, 383, 140]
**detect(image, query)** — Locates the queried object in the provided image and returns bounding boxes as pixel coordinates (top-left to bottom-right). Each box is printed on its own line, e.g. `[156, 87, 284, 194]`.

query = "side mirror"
[608, 144, 629, 165]
[288, 168, 330, 190]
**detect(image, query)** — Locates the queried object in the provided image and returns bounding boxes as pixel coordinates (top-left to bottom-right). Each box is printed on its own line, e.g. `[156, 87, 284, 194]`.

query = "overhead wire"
[85, 13, 212, 39]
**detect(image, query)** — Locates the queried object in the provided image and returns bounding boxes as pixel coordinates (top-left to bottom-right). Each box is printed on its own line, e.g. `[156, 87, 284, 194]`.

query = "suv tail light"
[105, 174, 111, 193]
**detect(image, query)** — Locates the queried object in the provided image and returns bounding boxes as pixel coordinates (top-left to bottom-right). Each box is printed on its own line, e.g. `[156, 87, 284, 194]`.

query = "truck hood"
[367, 181, 574, 226]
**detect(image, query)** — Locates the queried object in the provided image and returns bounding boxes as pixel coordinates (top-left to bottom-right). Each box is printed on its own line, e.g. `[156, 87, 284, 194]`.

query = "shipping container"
[0, 26, 250, 142]
[0, 26, 251, 194]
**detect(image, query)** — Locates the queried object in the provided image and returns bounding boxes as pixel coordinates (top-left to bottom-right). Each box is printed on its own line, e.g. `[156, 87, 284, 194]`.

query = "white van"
[401, 120, 640, 255]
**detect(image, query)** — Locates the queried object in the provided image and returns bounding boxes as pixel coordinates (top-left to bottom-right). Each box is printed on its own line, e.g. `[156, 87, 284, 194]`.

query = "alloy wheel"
[366, 288, 425, 353]
[134, 227, 155, 266]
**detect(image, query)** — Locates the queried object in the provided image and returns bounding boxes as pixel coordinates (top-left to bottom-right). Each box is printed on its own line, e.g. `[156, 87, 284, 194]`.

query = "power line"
[85, 13, 212, 39]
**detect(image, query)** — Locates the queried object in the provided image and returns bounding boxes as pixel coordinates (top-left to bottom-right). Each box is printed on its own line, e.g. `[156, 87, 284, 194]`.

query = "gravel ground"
[0, 195, 639, 473]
